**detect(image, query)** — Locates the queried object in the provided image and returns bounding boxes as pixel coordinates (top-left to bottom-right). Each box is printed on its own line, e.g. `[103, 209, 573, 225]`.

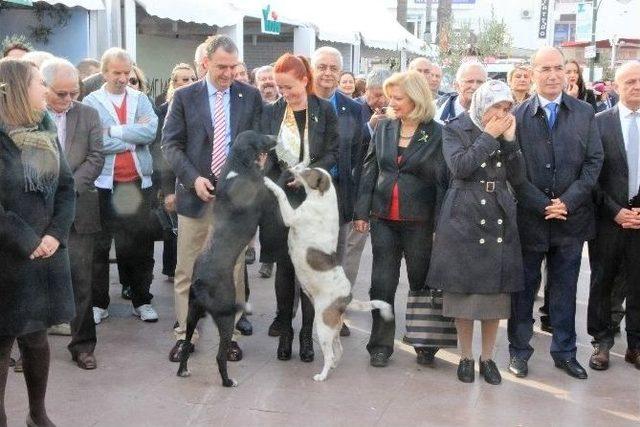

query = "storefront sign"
[575, 2, 593, 42]
[584, 44, 597, 59]
[261, 4, 281, 35]
[538, 0, 549, 39]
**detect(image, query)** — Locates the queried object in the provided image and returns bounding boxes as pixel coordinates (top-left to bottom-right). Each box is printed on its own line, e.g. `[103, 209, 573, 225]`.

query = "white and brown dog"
[264, 165, 393, 382]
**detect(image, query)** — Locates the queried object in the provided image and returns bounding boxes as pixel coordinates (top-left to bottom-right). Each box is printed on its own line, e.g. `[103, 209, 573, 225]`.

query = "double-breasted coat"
[0, 121, 76, 336]
[427, 113, 525, 294]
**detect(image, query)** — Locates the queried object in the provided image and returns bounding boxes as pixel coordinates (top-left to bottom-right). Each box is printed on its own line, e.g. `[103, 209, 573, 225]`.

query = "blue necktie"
[545, 102, 557, 129]
[628, 111, 639, 198]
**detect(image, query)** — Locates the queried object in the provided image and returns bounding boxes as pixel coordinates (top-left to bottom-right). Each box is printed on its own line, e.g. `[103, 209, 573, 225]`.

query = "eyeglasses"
[128, 77, 139, 85]
[53, 90, 79, 99]
[315, 64, 340, 73]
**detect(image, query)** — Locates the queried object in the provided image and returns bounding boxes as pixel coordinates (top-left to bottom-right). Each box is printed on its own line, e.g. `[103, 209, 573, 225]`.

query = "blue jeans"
[508, 243, 583, 361]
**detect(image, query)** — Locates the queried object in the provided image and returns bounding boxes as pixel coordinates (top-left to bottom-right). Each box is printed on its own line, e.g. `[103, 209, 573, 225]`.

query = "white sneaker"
[48, 323, 71, 336]
[132, 304, 158, 322]
[93, 307, 109, 325]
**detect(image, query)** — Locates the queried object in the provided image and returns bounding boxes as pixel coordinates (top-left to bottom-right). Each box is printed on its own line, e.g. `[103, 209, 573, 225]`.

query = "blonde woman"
[354, 71, 448, 367]
[0, 58, 76, 427]
[165, 63, 197, 103]
[508, 64, 532, 105]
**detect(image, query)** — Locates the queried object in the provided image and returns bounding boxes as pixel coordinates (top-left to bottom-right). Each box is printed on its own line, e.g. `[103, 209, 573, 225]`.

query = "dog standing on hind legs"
[264, 165, 393, 381]
[176, 131, 276, 387]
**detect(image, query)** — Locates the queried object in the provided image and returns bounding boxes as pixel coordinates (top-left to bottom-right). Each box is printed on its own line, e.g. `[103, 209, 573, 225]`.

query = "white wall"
[0, 8, 91, 64]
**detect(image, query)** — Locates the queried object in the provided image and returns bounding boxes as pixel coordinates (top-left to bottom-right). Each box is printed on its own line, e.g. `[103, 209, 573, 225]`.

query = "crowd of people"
[0, 33, 639, 427]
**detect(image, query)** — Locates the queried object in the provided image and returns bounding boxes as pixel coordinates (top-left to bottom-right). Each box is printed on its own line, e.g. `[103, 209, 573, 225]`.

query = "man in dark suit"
[42, 58, 105, 369]
[587, 62, 640, 371]
[162, 35, 262, 363]
[311, 46, 364, 336]
[508, 46, 604, 380]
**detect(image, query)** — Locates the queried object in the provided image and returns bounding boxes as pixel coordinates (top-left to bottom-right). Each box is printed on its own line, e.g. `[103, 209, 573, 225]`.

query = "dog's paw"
[313, 373, 327, 382]
[222, 378, 238, 387]
[177, 368, 191, 378]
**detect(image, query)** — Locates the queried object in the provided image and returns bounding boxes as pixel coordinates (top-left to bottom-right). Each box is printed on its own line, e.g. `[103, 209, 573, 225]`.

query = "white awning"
[37, 0, 104, 9]
[136, 0, 242, 28]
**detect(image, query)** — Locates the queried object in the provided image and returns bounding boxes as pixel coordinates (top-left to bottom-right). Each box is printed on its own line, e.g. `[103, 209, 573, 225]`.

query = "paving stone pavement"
[5, 241, 640, 426]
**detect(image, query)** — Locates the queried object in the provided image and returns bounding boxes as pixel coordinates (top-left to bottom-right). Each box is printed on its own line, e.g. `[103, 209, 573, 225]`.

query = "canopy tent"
[135, 0, 242, 28]
[37, 0, 104, 9]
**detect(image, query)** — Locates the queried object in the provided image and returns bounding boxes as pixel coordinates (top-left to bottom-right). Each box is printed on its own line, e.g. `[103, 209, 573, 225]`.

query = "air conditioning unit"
[521, 9, 533, 19]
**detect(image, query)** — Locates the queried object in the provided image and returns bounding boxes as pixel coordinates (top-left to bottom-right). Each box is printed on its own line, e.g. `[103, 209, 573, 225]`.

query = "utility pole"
[424, 0, 433, 44]
[589, 0, 599, 82]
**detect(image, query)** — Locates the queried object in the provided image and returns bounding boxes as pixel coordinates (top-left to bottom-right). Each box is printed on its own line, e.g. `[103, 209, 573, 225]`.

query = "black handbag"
[149, 206, 178, 241]
[405, 289, 457, 349]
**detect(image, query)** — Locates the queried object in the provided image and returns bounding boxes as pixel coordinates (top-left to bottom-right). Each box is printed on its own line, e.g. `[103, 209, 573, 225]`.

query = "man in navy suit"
[508, 47, 603, 380]
[311, 46, 364, 336]
[162, 35, 262, 364]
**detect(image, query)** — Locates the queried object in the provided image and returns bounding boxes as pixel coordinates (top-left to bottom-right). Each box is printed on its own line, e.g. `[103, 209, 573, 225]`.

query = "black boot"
[416, 347, 437, 366]
[277, 329, 293, 361]
[299, 331, 314, 363]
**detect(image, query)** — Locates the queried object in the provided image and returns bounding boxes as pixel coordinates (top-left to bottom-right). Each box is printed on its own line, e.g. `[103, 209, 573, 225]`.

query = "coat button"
[496, 162, 502, 167]
[481, 199, 486, 205]
[480, 219, 486, 225]
[481, 162, 487, 168]
[545, 163, 551, 169]
[497, 219, 503, 225]
[497, 237, 503, 243]
[479, 238, 485, 244]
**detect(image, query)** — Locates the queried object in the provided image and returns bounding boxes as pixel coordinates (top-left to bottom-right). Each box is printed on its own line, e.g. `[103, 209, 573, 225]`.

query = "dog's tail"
[347, 299, 394, 321]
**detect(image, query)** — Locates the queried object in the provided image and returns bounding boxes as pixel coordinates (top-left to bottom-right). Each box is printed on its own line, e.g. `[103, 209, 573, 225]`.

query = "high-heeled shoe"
[277, 329, 293, 360]
[299, 331, 314, 363]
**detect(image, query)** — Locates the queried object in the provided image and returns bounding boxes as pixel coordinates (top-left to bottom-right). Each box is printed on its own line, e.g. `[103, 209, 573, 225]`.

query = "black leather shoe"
[235, 314, 253, 336]
[508, 356, 528, 378]
[479, 358, 501, 385]
[277, 329, 293, 360]
[121, 285, 132, 300]
[169, 339, 194, 363]
[340, 323, 350, 337]
[416, 347, 436, 366]
[370, 352, 389, 367]
[457, 358, 475, 383]
[540, 315, 553, 333]
[259, 263, 273, 278]
[268, 317, 283, 337]
[554, 358, 588, 379]
[226, 341, 243, 362]
[299, 331, 314, 363]
[245, 247, 256, 265]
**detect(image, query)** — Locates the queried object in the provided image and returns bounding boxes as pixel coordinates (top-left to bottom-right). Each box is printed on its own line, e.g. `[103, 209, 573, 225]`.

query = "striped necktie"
[210, 91, 227, 178]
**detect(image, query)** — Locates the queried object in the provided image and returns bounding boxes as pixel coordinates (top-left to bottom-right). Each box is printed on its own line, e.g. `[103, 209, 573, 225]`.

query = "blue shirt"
[206, 79, 231, 153]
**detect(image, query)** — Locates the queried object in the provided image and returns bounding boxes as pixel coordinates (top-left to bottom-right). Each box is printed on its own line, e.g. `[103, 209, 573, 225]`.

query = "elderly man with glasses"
[42, 57, 105, 369]
[436, 62, 487, 123]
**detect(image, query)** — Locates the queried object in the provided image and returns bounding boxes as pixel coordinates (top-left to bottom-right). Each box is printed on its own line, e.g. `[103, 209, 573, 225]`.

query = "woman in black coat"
[260, 53, 338, 362]
[565, 60, 598, 111]
[427, 80, 525, 385]
[0, 59, 76, 427]
[353, 71, 448, 368]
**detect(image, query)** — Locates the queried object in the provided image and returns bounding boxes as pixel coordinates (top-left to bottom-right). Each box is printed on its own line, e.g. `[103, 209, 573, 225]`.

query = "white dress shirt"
[537, 93, 563, 121]
[618, 102, 640, 191]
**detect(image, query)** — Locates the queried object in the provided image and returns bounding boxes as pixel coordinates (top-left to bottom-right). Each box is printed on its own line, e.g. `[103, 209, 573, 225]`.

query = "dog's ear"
[302, 169, 331, 195]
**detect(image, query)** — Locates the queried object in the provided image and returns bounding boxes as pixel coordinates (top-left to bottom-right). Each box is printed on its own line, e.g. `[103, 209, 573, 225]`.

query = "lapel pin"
[313, 115, 318, 122]
[239, 93, 243, 98]
[341, 106, 346, 111]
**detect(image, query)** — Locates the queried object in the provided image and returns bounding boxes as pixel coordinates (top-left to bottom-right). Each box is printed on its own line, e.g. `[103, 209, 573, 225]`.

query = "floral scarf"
[275, 104, 310, 169]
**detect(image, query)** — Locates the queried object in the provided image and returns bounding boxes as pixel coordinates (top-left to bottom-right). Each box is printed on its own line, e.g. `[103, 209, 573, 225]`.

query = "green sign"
[3, 0, 34, 5]
[261, 4, 281, 35]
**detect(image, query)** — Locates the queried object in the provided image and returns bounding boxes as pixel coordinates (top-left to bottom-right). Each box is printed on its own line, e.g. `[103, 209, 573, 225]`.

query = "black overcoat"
[427, 113, 525, 294]
[0, 125, 76, 336]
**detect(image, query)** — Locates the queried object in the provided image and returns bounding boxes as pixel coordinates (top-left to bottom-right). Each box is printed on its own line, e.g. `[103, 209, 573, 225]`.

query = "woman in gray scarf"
[427, 80, 526, 385]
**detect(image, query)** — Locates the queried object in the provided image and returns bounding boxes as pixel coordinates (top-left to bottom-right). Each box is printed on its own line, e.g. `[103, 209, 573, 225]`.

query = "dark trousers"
[587, 224, 640, 350]
[367, 218, 432, 356]
[162, 232, 177, 277]
[93, 183, 155, 309]
[508, 243, 583, 361]
[275, 255, 314, 334]
[68, 231, 97, 355]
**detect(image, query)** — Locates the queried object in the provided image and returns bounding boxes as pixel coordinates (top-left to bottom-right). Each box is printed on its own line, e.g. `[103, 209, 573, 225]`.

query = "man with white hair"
[408, 57, 431, 81]
[429, 63, 445, 97]
[254, 65, 279, 103]
[83, 47, 159, 324]
[310, 46, 364, 336]
[435, 61, 487, 123]
[21, 50, 54, 68]
[194, 38, 209, 79]
[42, 58, 105, 369]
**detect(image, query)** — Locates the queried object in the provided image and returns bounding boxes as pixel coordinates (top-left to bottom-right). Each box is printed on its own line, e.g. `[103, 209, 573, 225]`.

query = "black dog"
[177, 130, 276, 387]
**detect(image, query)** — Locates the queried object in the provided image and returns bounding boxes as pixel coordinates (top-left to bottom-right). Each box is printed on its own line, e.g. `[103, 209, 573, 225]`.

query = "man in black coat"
[587, 62, 640, 371]
[508, 47, 603, 380]
[311, 46, 364, 336]
[43, 58, 105, 369]
[162, 35, 262, 363]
